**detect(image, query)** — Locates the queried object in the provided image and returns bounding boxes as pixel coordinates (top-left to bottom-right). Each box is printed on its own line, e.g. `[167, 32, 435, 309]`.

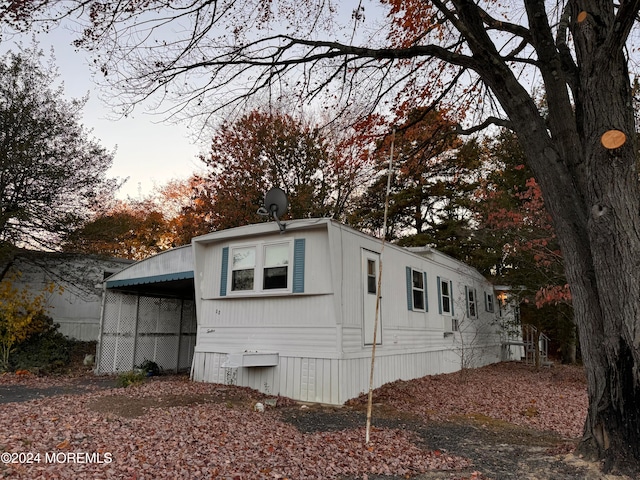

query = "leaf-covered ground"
[0, 362, 592, 479]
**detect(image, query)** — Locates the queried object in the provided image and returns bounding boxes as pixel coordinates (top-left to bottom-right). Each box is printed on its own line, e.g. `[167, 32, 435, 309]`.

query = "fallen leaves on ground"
[349, 361, 587, 438]
[0, 362, 587, 479]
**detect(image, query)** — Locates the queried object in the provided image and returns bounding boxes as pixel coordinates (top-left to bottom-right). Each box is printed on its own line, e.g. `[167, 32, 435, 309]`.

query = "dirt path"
[278, 404, 620, 480]
[0, 376, 116, 404]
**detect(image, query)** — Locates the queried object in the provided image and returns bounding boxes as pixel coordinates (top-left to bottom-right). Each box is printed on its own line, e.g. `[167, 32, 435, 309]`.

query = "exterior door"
[362, 249, 382, 345]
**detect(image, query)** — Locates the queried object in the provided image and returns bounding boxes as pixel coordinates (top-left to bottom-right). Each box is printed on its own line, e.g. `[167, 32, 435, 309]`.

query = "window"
[406, 267, 428, 312]
[485, 292, 495, 313]
[263, 243, 289, 290]
[367, 260, 377, 294]
[451, 318, 460, 331]
[439, 277, 452, 314]
[221, 239, 305, 296]
[412, 269, 425, 311]
[231, 247, 256, 291]
[466, 286, 477, 318]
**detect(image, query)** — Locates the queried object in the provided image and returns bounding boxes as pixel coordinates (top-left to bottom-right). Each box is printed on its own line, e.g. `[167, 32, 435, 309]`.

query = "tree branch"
[455, 116, 512, 135]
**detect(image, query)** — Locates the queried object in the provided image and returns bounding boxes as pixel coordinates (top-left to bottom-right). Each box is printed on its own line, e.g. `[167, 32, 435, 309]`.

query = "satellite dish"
[264, 187, 288, 217]
[258, 187, 288, 232]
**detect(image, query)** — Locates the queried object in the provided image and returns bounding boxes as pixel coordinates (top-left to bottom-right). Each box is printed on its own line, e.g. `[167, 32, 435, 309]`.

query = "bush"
[116, 370, 147, 388]
[9, 318, 72, 375]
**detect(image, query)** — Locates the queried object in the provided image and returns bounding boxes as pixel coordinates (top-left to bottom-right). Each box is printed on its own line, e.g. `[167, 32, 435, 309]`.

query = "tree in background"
[160, 176, 216, 247]
[350, 108, 482, 264]
[201, 109, 365, 229]
[63, 200, 170, 260]
[0, 45, 118, 252]
[475, 130, 576, 363]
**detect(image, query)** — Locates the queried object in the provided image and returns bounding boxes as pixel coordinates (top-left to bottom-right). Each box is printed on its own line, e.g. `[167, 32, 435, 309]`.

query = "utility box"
[221, 352, 279, 368]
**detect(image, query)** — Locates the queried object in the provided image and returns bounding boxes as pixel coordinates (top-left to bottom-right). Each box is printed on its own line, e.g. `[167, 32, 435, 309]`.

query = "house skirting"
[190, 345, 501, 405]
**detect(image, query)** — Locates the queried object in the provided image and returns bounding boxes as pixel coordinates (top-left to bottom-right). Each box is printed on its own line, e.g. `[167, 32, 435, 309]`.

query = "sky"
[3, 27, 204, 200]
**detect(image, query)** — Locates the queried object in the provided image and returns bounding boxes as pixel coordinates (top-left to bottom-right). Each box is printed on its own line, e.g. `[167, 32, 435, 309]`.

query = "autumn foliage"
[0, 274, 59, 371]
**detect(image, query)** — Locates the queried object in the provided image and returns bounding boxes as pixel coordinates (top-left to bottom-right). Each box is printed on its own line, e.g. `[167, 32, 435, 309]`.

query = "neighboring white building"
[1, 252, 132, 341]
[95, 219, 516, 404]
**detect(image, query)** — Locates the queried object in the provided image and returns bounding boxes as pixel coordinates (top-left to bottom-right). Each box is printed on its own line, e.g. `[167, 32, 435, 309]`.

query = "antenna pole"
[365, 128, 395, 444]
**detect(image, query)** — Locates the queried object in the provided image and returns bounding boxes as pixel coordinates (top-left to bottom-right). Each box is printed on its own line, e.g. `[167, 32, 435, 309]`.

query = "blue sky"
[3, 27, 203, 200]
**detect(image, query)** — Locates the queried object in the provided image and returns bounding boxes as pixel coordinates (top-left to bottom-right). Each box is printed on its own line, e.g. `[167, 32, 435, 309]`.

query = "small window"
[367, 259, 377, 294]
[440, 278, 451, 314]
[231, 247, 256, 291]
[412, 269, 425, 311]
[486, 293, 495, 313]
[263, 243, 289, 289]
[467, 287, 477, 318]
[452, 318, 460, 332]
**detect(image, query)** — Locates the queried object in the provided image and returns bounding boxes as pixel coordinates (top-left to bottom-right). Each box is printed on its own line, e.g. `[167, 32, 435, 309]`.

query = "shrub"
[9, 318, 71, 375]
[116, 370, 147, 388]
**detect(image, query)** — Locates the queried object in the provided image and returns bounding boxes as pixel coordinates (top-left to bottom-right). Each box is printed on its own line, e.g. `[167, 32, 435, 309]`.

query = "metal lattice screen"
[98, 292, 197, 373]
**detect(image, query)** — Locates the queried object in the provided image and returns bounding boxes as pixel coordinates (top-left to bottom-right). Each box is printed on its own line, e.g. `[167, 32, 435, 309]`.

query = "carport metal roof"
[103, 245, 195, 298]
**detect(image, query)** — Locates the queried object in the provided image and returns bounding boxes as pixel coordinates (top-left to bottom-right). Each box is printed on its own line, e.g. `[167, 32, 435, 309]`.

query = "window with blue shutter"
[438, 276, 452, 315]
[485, 292, 495, 312]
[221, 239, 304, 295]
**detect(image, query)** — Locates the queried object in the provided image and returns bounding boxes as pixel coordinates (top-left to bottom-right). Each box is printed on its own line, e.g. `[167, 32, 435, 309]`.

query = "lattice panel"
[102, 291, 137, 334]
[98, 292, 137, 372]
[98, 334, 116, 373]
[112, 337, 135, 372]
[137, 296, 161, 335]
[133, 296, 181, 371]
[158, 298, 181, 334]
[99, 293, 198, 373]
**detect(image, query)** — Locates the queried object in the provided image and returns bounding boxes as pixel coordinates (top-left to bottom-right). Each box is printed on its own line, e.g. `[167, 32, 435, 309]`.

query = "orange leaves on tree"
[0, 273, 59, 371]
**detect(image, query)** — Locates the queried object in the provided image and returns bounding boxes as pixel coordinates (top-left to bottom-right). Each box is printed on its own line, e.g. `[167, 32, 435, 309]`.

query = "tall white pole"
[365, 129, 395, 444]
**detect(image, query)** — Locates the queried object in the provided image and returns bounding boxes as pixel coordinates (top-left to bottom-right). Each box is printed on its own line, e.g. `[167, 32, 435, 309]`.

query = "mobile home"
[190, 218, 506, 404]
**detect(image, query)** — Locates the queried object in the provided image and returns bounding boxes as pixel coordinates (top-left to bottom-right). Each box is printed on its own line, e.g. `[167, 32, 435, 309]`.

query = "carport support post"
[95, 282, 108, 374]
[175, 298, 184, 373]
[131, 294, 141, 371]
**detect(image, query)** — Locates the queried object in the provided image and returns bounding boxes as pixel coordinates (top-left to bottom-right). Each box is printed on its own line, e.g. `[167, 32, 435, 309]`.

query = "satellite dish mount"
[257, 187, 288, 233]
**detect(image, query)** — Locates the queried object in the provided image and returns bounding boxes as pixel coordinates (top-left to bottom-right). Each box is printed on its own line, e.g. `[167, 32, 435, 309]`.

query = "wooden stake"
[365, 129, 394, 444]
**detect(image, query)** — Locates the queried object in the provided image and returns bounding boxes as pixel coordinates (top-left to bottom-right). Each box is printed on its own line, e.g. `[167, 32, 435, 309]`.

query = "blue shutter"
[423, 271, 428, 312]
[484, 291, 489, 311]
[220, 247, 229, 296]
[406, 267, 413, 310]
[292, 239, 305, 293]
[465, 286, 470, 317]
[437, 276, 442, 314]
[450, 281, 455, 315]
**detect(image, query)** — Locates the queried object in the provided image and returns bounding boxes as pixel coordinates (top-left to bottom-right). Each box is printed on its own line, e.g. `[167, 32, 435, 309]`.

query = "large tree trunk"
[570, 13, 640, 472]
[468, 1, 640, 471]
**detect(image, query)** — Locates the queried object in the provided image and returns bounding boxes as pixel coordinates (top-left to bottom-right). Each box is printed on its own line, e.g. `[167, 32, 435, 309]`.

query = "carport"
[96, 245, 197, 374]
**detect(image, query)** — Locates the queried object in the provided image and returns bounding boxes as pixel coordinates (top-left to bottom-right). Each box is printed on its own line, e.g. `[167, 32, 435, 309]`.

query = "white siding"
[194, 325, 339, 357]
